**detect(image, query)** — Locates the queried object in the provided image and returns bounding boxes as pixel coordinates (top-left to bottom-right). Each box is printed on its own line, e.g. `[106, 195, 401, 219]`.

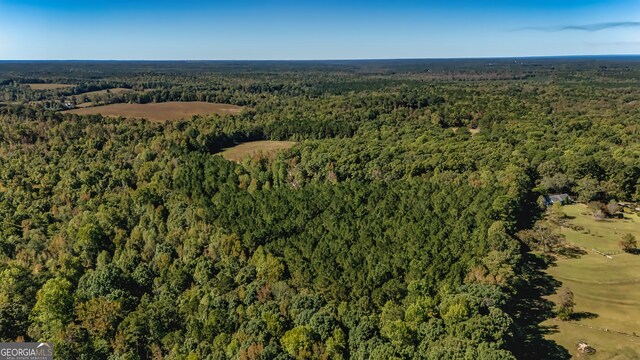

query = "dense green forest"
[0, 59, 638, 359]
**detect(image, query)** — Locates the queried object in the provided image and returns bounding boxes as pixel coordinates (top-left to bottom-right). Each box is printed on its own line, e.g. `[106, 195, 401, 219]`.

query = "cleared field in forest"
[544, 204, 640, 359]
[62, 101, 243, 121]
[26, 83, 74, 90]
[451, 127, 480, 135]
[220, 141, 297, 162]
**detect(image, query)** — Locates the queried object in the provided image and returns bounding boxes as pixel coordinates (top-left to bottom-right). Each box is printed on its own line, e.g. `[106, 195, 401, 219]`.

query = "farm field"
[61, 101, 243, 121]
[544, 204, 640, 359]
[26, 83, 74, 90]
[220, 140, 297, 162]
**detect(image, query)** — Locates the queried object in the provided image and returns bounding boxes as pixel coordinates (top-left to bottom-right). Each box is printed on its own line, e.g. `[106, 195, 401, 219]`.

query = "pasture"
[544, 204, 640, 359]
[26, 83, 74, 90]
[220, 141, 297, 162]
[61, 101, 243, 122]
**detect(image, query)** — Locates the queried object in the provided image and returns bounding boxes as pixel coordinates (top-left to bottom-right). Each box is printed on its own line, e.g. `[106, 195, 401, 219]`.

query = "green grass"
[219, 141, 297, 162]
[559, 204, 640, 253]
[546, 321, 640, 360]
[543, 204, 640, 359]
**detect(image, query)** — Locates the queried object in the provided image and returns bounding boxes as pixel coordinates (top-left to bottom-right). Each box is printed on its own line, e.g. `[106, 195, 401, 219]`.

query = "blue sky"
[0, 0, 638, 59]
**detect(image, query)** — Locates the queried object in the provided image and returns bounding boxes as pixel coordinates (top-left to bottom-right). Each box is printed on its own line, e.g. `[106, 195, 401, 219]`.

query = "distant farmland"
[62, 101, 244, 122]
[26, 83, 74, 90]
[220, 141, 297, 162]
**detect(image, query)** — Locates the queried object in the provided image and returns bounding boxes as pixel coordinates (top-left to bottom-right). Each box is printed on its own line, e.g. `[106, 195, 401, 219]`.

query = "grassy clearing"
[26, 83, 74, 90]
[220, 141, 297, 162]
[547, 321, 640, 359]
[543, 204, 640, 359]
[61, 101, 243, 122]
[560, 205, 640, 253]
[450, 127, 480, 135]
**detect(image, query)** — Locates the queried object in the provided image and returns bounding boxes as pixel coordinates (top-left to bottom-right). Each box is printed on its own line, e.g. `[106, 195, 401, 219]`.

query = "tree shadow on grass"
[571, 311, 599, 321]
[507, 253, 571, 360]
[556, 245, 587, 259]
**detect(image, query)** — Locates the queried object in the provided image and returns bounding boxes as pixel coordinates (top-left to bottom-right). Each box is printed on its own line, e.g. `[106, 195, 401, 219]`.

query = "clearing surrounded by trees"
[61, 101, 244, 121]
[544, 204, 640, 359]
[220, 141, 297, 162]
[25, 83, 74, 90]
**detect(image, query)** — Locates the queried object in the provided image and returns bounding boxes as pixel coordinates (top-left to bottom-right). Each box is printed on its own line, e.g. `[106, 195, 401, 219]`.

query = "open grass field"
[26, 83, 74, 90]
[559, 205, 640, 253]
[545, 321, 640, 360]
[451, 127, 480, 135]
[61, 101, 244, 122]
[543, 204, 640, 359]
[220, 141, 297, 162]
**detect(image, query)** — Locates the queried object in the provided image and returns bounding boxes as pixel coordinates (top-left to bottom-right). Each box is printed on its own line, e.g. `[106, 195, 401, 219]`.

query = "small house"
[543, 193, 572, 207]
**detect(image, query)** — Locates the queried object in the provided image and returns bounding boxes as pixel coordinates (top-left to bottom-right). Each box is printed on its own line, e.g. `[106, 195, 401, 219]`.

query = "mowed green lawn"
[546, 321, 640, 360]
[544, 204, 640, 359]
[559, 204, 640, 253]
[219, 141, 297, 162]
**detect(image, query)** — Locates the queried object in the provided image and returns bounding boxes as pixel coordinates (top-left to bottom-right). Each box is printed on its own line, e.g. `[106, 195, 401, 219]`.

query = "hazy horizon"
[1, 54, 640, 61]
[2, 55, 640, 62]
[1, 0, 639, 60]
